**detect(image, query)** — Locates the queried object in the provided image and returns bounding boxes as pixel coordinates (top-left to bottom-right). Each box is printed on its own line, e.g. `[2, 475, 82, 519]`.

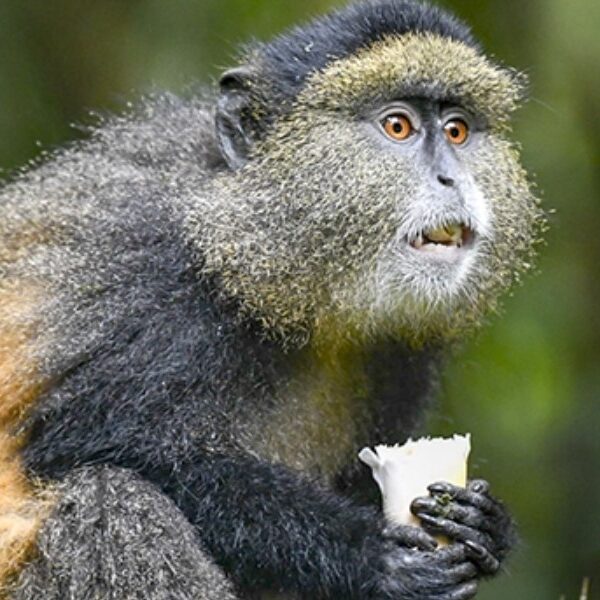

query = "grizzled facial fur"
[190, 33, 544, 347]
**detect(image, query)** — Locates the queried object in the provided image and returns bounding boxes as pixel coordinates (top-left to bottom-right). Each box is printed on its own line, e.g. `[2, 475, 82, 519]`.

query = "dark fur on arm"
[143, 454, 383, 598]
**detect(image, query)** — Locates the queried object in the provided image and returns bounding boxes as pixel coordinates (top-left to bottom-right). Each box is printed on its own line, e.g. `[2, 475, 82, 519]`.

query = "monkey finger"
[428, 482, 506, 521]
[411, 496, 441, 514]
[415, 513, 493, 550]
[464, 540, 501, 575]
[412, 564, 478, 599]
[438, 581, 479, 600]
[411, 496, 496, 534]
[432, 542, 470, 566]
[443, 560, 478, 583]
[382, 523, 439, 551]
[467, 479, 491, 495]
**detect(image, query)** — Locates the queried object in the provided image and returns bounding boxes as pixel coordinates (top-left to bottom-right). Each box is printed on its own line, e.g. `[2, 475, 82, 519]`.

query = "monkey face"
[195, 34, 545, 346]
[365, 99, 491, 287]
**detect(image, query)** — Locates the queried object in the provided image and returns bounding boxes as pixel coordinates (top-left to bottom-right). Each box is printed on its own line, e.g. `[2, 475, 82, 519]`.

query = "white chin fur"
[333, 243, 480, 336]
[409, 243, 466, 262]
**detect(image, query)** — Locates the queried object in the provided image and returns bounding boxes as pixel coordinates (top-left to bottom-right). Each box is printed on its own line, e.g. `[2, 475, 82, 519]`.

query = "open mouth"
[409, 223, 475, 254]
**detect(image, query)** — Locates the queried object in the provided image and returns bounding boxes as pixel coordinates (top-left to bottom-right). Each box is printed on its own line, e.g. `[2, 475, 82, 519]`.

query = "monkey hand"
[370, 527, 479, 600]
[410, 479, 517, 577]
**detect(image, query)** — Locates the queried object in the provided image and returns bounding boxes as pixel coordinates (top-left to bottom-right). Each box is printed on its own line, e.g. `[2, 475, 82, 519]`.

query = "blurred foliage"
[0, 1, 598, 598]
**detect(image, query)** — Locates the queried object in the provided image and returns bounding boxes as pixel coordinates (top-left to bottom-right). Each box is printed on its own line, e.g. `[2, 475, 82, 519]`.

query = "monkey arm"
[144, 453, 484, 600]
[147, 453, 379, 598]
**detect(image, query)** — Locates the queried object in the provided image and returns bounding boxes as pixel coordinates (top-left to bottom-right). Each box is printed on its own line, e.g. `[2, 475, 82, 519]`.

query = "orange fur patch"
[0, 283, 55, 595]
[0, 435, 54, 597]
[0, 222, 58, 266]
[0, 285, 43, 427]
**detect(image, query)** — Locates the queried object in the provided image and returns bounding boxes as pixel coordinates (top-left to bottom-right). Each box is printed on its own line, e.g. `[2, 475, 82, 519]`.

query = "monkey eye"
[381, 113, 415, 142]
[444, 118, 470, 145]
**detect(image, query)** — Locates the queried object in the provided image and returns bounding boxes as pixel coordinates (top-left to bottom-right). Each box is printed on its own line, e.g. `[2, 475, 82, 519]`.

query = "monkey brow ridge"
[300, 33, 527, 129]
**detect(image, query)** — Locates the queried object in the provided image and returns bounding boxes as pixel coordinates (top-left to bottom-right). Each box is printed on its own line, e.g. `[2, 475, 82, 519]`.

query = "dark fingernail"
[429, 482, 453, 495]
[411, 498, 432, 510]
[418, 513, 441, 527]
[465, 540, 485, 558]
[470, 480, 490, 494]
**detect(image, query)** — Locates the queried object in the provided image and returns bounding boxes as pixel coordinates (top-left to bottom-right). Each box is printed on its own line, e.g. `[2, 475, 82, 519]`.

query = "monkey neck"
[300, 321, 442, 446]
[243, 317, 442, 482]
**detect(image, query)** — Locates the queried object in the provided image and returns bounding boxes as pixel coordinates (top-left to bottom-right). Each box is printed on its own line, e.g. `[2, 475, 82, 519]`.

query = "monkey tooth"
[426, 224, 463, 244]
[409, 222, 474, 253]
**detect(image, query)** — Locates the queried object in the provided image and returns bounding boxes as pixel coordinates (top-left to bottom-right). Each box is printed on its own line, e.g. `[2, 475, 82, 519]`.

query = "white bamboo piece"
[359, 435, 471, 530]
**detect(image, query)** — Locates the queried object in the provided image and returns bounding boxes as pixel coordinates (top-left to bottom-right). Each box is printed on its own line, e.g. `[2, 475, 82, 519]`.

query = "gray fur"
[1, 92, 218, 384]
[10, 467, 239, 600]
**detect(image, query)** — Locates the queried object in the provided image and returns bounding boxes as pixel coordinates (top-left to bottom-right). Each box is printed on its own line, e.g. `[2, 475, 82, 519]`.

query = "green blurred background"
[0, 1, 598, 598]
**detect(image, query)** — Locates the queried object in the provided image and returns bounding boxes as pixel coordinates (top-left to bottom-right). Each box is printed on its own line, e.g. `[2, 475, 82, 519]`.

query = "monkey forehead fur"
[189, 32, 544, 348]
[301, 34, 526, 129]
[243, 0, 478, 114]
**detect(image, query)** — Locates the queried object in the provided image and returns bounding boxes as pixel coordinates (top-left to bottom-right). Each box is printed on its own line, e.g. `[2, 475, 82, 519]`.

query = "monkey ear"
[216, 66, 259, 170]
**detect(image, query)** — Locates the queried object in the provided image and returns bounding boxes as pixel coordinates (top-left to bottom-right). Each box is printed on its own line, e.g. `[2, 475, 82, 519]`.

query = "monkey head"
[189, 2, 545, 347]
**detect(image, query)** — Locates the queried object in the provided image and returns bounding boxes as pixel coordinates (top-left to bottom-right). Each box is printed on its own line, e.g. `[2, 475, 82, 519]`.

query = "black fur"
[253, 0, 477, 109]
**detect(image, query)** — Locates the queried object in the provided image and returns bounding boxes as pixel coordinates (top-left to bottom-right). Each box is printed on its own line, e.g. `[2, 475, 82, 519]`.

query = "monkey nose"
[437, 174, 455, 187]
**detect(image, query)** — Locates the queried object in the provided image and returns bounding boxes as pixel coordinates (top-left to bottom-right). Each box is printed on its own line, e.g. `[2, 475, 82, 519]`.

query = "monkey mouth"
[409, 223, 475, 255]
